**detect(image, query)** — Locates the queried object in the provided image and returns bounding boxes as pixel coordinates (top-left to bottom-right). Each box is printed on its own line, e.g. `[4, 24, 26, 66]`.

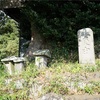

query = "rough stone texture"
[13, 57, 25, 74]
[14, 62, 25, 74]
[5, 78, 25, 90]
[15, 79, 25, 89]
[33, 49, 51, 68]
[78, 28, 95, 64]
[33, 49, 51, 58]
[39, 93, 63, 100]
[5, 78, 12, 85]
[29, 82, 43, 99]
[1, 56, 17, 62]
[1, 56, 26, 75]
[35, 56, 48, 68]
[1, 56, 16, 75]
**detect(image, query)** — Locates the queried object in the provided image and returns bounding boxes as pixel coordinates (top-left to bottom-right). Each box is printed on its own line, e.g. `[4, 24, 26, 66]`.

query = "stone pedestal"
[4, 61, 14, 75]
[1, 56, 16, 75]
[35, 56, 47, 68]
[1, 56, 26, 75]
[33, 49, 51, 68]
[78, 28, 95, 64]
[13, 58, 25, 74]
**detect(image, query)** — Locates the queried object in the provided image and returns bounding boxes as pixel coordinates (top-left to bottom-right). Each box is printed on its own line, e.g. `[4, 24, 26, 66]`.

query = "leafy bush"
[0, 11, 19, 64]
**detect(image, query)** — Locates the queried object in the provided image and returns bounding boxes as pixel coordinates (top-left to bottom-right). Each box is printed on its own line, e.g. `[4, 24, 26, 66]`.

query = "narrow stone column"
[77, 28, 95, 64]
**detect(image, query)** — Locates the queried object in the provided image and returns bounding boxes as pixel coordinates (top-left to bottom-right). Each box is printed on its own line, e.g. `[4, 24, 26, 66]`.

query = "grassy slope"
[0, 59, 100, 99]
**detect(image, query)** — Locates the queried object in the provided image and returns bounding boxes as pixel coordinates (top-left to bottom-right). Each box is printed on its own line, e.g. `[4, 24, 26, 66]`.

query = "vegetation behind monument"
[20, 0, 100, 61]
[0, 0, 100, 64]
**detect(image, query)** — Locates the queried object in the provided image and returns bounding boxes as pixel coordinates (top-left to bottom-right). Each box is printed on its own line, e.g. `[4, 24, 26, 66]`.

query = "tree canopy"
[21, 0, 100, 44]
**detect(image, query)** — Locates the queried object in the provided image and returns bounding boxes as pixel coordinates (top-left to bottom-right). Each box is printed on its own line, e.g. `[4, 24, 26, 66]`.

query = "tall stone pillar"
[78, 28, 95, 64]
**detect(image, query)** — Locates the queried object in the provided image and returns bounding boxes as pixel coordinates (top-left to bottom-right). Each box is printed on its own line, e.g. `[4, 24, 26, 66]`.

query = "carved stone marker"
[33, 49, 51, 68]
[78, 28, 95, 64]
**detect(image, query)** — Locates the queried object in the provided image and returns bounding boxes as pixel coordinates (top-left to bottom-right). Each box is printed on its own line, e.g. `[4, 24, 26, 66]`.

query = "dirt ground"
[64, 94, 100, 100]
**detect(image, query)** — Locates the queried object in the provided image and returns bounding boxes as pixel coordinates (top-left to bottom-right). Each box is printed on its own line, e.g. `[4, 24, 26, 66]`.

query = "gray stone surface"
[15, 79, 25, 89]
[33, 49, 51, 58]
[13, 57, 25, 62]
[13, 57, 25, 74]
[1, 56, 17, 62]
[5, 78, 25, 90]
[1, 56, 16, 75]
[5, 78, 12, 85]
[35, 56, 48, 68]
[1, 56, 26, 75]
[40, 93, 63, 100]
[29, 82, 43, 99]
[14, 62, 25, 74]
[33, 49, 51, 68]
[77, 28, 95, 64]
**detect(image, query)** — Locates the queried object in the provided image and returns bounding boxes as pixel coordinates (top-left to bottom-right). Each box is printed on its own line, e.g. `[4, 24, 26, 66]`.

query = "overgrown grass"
[0, 59, 100, 99]
[49, 59, 100, 73]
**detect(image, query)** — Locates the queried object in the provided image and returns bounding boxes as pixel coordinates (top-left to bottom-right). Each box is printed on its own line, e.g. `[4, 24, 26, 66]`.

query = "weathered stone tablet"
[78, 28, 95, 64]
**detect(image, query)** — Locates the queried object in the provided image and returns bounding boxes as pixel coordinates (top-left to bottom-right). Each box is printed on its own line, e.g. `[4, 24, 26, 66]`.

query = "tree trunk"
[25, 23, 43, 60]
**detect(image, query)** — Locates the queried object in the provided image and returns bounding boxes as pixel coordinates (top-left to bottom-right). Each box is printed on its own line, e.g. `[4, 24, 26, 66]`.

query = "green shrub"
[0, 11, 19, 65]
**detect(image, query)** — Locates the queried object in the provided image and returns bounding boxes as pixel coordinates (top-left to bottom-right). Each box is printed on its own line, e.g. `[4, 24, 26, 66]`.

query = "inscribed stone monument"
[78, 28, 95, 64]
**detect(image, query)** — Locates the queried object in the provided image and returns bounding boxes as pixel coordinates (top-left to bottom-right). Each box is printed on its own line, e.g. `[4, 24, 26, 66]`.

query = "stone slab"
[33, 49, 51, 58]
[78, 28, 95, 64]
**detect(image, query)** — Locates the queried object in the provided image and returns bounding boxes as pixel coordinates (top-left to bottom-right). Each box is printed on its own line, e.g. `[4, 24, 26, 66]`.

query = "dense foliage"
[0, 11, 19, 63]
[19, 0, 100, 61]
[21, 0, 100, 50]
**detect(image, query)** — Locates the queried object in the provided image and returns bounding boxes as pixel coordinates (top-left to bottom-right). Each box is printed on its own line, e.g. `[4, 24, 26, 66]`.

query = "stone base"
[35, 56, 47, 68]
[1, 56, 26, 75]
[4, 61, 14, 75]
[14, 62, 24, 74]
[5, 78, 24, 90]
